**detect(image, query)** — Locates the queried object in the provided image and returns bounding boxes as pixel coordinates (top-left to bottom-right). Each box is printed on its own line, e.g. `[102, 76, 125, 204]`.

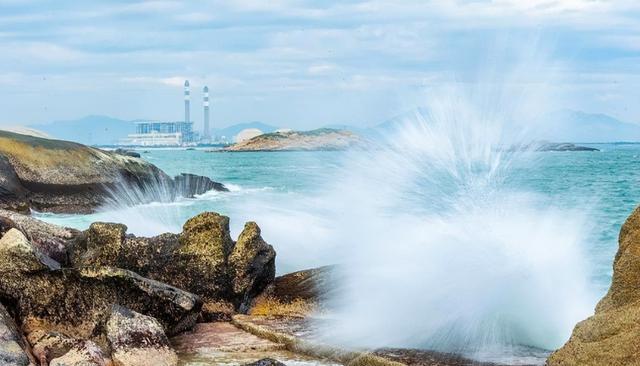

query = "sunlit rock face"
[548, 205, 640, 366]
[0, 131, 226, 214]
[70, 212, 276, 312]
[0, 228, 201, 339]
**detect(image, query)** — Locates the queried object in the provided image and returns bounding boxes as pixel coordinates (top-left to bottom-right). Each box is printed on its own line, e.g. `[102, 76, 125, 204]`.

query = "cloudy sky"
[0, 0, 639, 130]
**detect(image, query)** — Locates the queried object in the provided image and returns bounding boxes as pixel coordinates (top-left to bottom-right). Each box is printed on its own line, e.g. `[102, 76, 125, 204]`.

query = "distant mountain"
[368, 109, 640, 143]
[213, 121, 279, 139]
[535, 110, 640, 143]
[29, 115, 134, 146]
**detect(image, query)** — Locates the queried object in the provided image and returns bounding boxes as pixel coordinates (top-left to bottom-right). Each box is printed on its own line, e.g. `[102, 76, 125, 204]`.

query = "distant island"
[223, 128, 364, 152]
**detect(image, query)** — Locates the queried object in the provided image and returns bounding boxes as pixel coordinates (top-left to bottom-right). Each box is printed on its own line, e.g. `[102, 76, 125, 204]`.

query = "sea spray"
[222, 85, 597, 362]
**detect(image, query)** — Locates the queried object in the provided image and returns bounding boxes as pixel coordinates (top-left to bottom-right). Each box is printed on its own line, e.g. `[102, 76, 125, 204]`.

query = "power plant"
[121, 79, 216, 147]
[184, 80, 190, 125]
[203, 86, 210, 140]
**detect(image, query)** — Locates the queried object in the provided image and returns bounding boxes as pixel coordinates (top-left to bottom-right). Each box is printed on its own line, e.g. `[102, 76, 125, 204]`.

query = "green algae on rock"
[0, 228, 201, 340]
[71, 212, 276, 312]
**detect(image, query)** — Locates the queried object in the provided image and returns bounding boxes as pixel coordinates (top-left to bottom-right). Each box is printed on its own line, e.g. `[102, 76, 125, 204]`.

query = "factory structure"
[120, 80, 212, 146]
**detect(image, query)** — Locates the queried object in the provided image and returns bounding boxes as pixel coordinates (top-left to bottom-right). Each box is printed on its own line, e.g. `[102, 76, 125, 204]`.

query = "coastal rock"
[0, 228, 201, 340]
[71, 212, 275, 310]
[0, 155, 29, 213]
[0, 131, 226, 214]
[250, 266, 336, 317]
[0, 303, 31, 366]
[229, 222, 276, 312]
[48, 340, 106, 366]
[547, 205, 640, 365]
[0, 209, 80, 264]
[224, 128, 365, 152]
[243, 359, 286, 366]
[106, 305, 178, 366]
[31, 331, 77, 365]
[173, 173, 229, 197]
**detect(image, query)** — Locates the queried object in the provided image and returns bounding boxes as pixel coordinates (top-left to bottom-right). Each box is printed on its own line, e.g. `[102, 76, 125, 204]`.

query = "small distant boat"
[186, 147, 196, 151]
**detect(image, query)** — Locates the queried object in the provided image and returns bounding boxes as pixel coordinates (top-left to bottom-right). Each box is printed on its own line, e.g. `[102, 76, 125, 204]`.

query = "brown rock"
[0, 229, 201, 340]
[106, 305, 178, 366]
[48, 340, 106, 366]
[243, 359, 286, 366]
[230, 222, 276, 312]
[548, 205, 640, 365]
[31, 331, 77, 365]
[0, 303, 31, 366]
[71, 212, 276, 311]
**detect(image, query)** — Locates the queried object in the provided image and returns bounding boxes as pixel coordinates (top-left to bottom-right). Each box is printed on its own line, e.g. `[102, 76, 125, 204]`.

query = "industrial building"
[119, 80, 208, 147]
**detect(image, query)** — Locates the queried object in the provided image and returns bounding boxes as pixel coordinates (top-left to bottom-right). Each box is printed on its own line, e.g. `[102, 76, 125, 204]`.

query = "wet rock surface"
[547, 205, 640, 366]
[243, 358, 287, 366]
[0, 303, 31, 366]
[106, 305, 178, 366]
[173, 173, 228, 197]
[71, 212, 276, 311]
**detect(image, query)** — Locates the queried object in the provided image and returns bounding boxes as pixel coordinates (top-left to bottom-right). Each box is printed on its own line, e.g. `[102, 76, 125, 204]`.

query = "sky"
[0, 0, 639, 131]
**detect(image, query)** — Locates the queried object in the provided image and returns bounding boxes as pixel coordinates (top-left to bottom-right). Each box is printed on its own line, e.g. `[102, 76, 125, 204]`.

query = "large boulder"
[0, 303, 31, 366]
[106, 305, 178, 366]
[0, 130, 174, 214]
[0, 209, 79, 264]
[48, 340, 106, 366]
[229, 222, 276, 312]
[0, 131, 226, 214]
[70, 212, 276, 311]
[0, 228, 201, 340]
[173, 173, 228, 197]
[548, 205, 640, 365]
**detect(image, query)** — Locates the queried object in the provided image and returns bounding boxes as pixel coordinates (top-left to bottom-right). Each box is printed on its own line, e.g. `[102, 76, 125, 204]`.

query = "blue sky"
[0, 0, 639, 130]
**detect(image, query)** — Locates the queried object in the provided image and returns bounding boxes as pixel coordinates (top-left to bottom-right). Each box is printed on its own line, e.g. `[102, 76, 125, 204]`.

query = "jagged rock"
[249, 266, 336, 317]
[31, 331, 77, 365]
[229, 222, 276, 312]
[0, 303, 31, 366]
[173, 173, 228, 197]
[106, 305, 178, 366]
[0, 209, 79, 264]
[548, 205, 640, 365]
[0, 155, 29, 213]
[48, 340, 106, 366]
[0, 229, 201, 340]
[243, 359, 286, 366]
[71, 212, 275, 310]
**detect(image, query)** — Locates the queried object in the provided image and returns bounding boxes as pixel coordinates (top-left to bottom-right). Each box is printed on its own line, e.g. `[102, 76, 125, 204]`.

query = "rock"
[536, 142, 599, 152]
[31, 331, 77, 365]
[106, 305, 178, 366]
[0, 209, 79, 264]
[71, 212, 275, 310]
[224, 128, 365, 152]
[229, 222, 276, 312]
[548, 205, 640, 365]
[243, 359, 286, 366]
[113, 149, 141, 158]
[0, 303, 31, 366]
[49, 340, 106, 366]
[0, 155, 29, 213]
[0, 130, 174, 214]
[0, 229, 201, 340]
[173, 173, 228, 197]
[249, 266, 336, 317]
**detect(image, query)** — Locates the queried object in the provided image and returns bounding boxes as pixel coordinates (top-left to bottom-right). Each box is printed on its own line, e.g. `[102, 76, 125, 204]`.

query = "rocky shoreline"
[1, 131, 640, 366]
[222, 128, 364, 152]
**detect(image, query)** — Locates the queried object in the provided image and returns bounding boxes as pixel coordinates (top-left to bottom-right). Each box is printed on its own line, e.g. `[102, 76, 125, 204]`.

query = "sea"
[34, 143, 640, 364]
